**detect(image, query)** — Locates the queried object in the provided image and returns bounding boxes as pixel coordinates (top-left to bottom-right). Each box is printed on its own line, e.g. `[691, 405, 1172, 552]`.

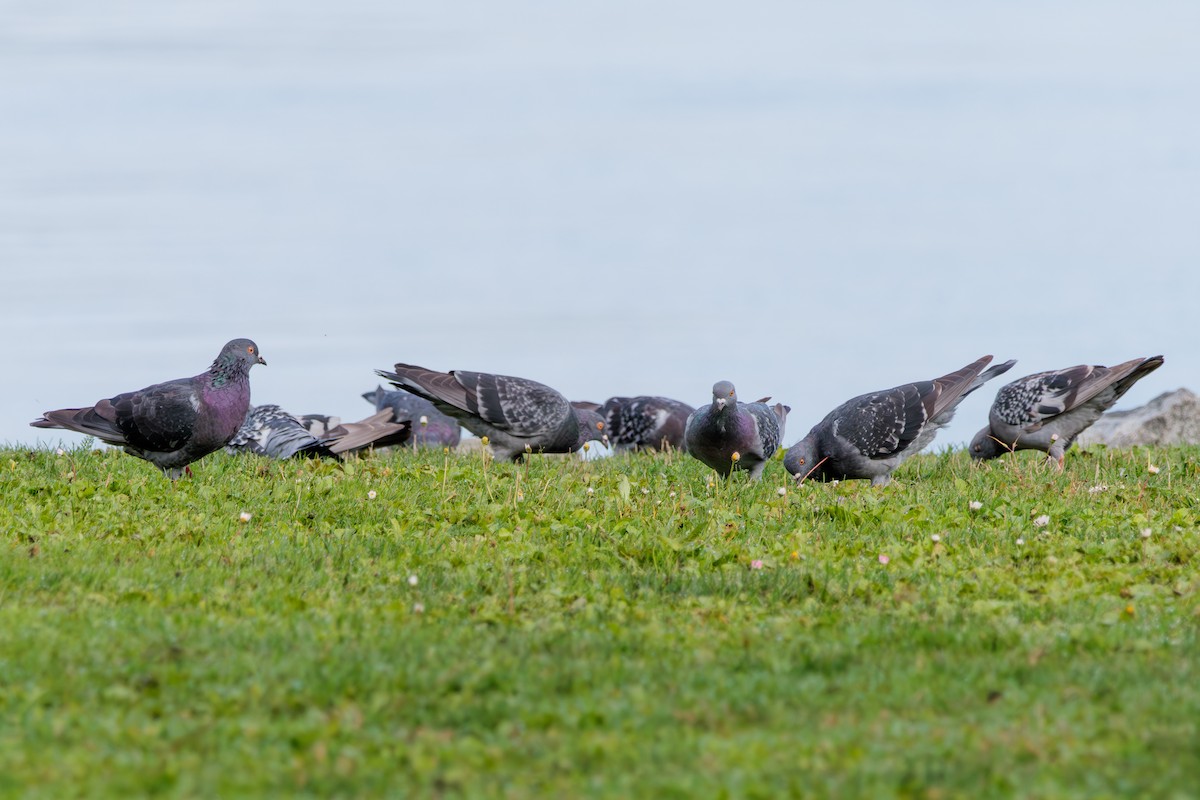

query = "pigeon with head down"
[684, 381, 789, 480]
[375, 364, 606, 461]
[969, 355, 1164, 468]
[31, 338, 266, 479]
[577, 395, 695, 453]
[226, 404, 412, 460]
[785, 356, 1015, 486]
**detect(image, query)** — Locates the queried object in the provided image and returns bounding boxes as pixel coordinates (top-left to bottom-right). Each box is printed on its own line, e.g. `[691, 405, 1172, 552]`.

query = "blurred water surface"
[4, 1, 1198, 449]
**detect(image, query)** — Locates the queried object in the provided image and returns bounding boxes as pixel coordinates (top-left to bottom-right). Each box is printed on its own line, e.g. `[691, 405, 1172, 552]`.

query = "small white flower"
[1141, 528, 1152, 539]
[931, 533, 941, 543]
[642, 488, 649, 495]
[586, 487, 594, 495]
[367, 490, 377, 500]
[1148, 464, 1160, 475]
[1087, 485, 1108, 495]
[1033, 515, 1050, 527]
[407, 574, 418, 586]
[830, 480, 839, 486]
[1050, 433, 1059, 442]
[419, 415, 429, 426]
[1016, 538, 1025, 546]
[55, 448, 65, 457]
[669, 491, 677, 498]
[413, 602, 425, 614]
[969, 501, 983, 511]
[239, 511, 252, 523]
[777, 487, 787, 496]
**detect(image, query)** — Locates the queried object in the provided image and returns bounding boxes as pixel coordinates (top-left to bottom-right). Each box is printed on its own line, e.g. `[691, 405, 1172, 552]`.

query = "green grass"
[1, 443, 1198, 798]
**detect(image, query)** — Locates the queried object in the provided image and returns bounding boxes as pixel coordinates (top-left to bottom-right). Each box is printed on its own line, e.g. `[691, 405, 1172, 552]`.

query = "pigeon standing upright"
[362, 385, 462, 449]
[969, 355, 1164, 467]
[576, 396, 696, 452]
[785, 356, 1015, 486]
[31, 338, 266, 479]
[375, 364, 606, 461]
[226, 404, 412, 460]
[684, 382, 789, 480]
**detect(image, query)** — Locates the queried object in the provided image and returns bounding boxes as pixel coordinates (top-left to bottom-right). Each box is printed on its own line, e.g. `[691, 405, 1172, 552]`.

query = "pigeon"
[226, 405, 412, 460]
[362, 385, 462, 449]
[969, 355, 1164, 467]
[785, 356, 1016, 486]
[375, 364, 607, 461]
[683, 381, 789, 480]
[31, 338, 266, 479]
[577, 396, 696, 452]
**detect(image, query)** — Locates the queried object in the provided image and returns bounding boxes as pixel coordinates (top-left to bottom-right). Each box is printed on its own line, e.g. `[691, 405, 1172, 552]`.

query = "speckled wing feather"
[992, 357, 1160, 432]
[227, 405, 334, 459]
[378, 365, 569, 438]
[747, 401, 787, 459]
[595, 396, 695, 451]
[827, 383, 930, 459]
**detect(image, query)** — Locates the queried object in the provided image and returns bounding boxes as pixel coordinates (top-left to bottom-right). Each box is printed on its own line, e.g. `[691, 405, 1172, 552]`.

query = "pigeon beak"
[716, 398, 727, 410]
[257, 356, 268, 366]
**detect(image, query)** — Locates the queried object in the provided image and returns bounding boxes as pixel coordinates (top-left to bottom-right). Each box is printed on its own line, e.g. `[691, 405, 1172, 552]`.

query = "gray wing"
[993, 356, 1163, 432]
[228, 404, 330, 459]
[379, 364, 570, 437]
[828, 384, 932, 459]
[747, 402, 788, 458]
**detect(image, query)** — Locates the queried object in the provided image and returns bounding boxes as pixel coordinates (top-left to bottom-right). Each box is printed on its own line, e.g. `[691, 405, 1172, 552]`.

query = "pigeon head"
[572, 407, 609, 450]
[362, 386, 384, 407]
[783, 436, 822, 482]
[209, 339, 266, 385]
[968, 427, 1006, 461]
[711, 381, 737, 411]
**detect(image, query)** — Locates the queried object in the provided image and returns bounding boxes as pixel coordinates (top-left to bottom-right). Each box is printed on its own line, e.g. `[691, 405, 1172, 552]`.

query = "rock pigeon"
[578, 396, 696, 452]
[362, 385, 462, 449]
[785, 356, 1016, 486]
[684, 382, 789, 480]
[375, 364, 607, 461]
[226, 405, 412, 460]
[969, 355, 1165, 467]
[31, 338, 266, 479]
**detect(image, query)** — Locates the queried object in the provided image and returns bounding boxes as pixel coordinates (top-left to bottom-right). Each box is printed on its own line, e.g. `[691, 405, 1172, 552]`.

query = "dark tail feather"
[1112, 355, 1165, 400]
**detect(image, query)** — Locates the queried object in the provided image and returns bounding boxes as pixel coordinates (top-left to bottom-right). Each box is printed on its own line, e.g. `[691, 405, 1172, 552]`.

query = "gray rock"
[1074, 388, 1200, 447]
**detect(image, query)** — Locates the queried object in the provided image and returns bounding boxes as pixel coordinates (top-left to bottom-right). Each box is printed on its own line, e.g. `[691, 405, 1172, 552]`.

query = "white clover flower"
[669, 491, 677, 498]
[238, 511, 252, 523]
[1141, 528, 1152, 539]
[586, 487, 594, 495]
[55, 448, 65, 457]
[368, 490, 377, 500]
[407, 574, 418, 586]
[777, 487, 787, 496]
[1033, 515, 1049, 527]
[419, 415, 429, 426]
[969, 501, 983, 511]
[1088, 485, 1108, 495]
[1016, 538, 1025, 546]
[931, 533, 941, 543]
[1148, 464, 1160, 475]
[413, 602, 425, 614]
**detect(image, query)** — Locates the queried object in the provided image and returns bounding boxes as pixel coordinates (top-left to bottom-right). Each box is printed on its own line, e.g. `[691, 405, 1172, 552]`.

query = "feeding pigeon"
[683, 382, 789, 480]
[969, 355, 1164, 468]
[375, 364, 607, 461]
[577, 396, 696, 452]
[362, 385, 462, 449]
[785, 356, 1015, 486]
[226, 405, 412, 460]
[31, 338, 266, 479]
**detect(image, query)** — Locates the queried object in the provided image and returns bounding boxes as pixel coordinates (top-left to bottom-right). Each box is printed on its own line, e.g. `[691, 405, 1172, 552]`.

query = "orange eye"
[247, 346, 255, 354]
[797, 458, 805, 465]
[597, 421, 605, 430]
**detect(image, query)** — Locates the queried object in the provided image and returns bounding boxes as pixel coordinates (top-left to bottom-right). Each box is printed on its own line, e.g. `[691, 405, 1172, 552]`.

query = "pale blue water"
[4, 1, 1198, 450]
